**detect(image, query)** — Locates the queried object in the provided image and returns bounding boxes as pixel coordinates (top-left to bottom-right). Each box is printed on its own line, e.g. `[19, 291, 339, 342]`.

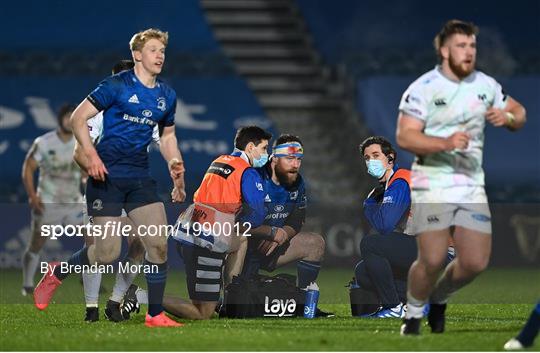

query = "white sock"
[22, 251, 40, 288]
[405, 291, 426, 319]
[82, 271, 102, 306]
[136, 288, 148, 304]
[110, 258, 139, 303]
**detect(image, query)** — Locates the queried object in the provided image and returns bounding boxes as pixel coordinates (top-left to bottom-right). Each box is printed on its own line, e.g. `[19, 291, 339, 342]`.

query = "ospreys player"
[21, 104, 84, 296]
[396, 19, 526, 335]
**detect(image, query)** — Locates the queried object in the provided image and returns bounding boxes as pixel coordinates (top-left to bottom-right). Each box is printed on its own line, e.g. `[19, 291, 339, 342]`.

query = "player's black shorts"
[86, 177, 161, 217]
[176, 241, 226, 302]
[242, 239, 290, 276]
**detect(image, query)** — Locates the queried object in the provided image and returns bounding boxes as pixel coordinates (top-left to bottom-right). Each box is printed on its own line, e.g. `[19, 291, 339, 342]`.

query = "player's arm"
[71, 99, 108, 181]
[485, 96, 526, 131]
[73, 140, 87, 172]
[363, 179, 411, 235]
[396, 113, 469, 155]
[159, 125, 186, 202]
[21, 142, 43, 214]
[282, 193, 306, 241]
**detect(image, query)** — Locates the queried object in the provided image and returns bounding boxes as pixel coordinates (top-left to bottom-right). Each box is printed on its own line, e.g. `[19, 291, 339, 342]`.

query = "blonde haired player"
[34, 28, 186, 327]
[396, 19, 526, 335]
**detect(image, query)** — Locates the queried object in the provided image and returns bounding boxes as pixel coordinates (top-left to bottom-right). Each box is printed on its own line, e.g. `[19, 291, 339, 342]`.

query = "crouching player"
[125, 126, 271, 319]
[239, 134, 331, 317]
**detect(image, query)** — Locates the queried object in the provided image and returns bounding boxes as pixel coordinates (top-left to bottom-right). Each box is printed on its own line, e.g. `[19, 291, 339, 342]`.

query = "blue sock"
[54, 247, 89, 280]
[517, 302, 540, 347]
[297, 260, 321, 288]
[145, 259, 168, 317]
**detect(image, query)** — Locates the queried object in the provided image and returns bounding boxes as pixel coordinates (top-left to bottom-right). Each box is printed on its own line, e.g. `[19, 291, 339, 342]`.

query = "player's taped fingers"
[266, 242, 278, 256]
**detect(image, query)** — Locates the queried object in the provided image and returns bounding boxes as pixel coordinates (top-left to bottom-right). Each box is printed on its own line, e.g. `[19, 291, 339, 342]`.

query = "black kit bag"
[222, 273, 306, 318]
[348, 278, 380, 316]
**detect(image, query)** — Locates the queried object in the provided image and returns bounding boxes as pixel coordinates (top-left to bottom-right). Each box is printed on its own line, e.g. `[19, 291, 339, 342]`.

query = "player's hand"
[170, 169, 186, 203]
[169, 159, 185, 180]
[171, 186, 186, 202]
[485, 108, 509, 127]
[258, 239, 279, 256]
[273, 228, 289, 246]
[86, 150, 108, 181]
[29, 195, 44, 215]
[445, 131, 470, 151]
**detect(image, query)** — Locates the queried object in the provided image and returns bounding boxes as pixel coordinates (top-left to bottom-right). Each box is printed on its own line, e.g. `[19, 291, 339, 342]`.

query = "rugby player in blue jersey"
[240, 134, 332, 317]
[34, 28, 185, 327]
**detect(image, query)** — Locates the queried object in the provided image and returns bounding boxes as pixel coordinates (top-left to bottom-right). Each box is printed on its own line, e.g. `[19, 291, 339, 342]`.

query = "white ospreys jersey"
[399, 66, 508, 189]
[30, 131, 83, 203]
[87, 112, 160, 145]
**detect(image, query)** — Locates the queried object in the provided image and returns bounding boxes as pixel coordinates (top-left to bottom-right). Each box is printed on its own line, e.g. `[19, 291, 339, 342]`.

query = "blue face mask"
[367, 159, 386, 179]
[253, 153, 269, 168]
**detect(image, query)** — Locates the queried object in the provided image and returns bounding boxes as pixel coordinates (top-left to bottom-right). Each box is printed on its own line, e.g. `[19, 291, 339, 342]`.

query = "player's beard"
[448, 54, 475, 79]
[275, 164, 298, 187]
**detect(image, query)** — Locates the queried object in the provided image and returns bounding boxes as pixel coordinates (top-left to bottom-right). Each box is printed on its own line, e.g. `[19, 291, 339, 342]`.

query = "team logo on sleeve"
[290, 191, 298, 200]
[157, 97, 166, 112]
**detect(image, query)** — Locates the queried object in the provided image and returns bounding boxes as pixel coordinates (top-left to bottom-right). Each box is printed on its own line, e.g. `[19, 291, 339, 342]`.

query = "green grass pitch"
[1, 268, 538, 351]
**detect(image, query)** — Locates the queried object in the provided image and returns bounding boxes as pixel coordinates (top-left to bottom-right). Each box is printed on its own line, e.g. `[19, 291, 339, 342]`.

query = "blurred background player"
[239, 134, 330, 317]
[34, 28, 186, 328]
[504, 301, 540, 350]
[73, 59, 153, 323]
[125, 126, 270, 320]
[21, 104, 83, 296]
[396, 19, 527, 335]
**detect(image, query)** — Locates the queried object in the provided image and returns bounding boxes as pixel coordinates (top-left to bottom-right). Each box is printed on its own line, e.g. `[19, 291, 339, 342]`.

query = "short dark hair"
[273, 134, 303, 148]
[112, 59, 134, 74]
[234, 126, 272, 150]
[57, 103, 75, 125]
[359, 136, 397, 161]
[434, 19, 478, 61]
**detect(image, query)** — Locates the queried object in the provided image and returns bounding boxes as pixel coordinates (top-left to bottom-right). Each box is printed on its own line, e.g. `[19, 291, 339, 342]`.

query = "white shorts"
[409, 186, 492, 235]
[32, 203, 84, 227]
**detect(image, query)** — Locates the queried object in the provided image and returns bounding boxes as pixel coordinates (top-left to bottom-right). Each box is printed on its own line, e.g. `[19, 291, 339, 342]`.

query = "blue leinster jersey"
[87, 69, 177, 177]
[257, 164, 306, 232]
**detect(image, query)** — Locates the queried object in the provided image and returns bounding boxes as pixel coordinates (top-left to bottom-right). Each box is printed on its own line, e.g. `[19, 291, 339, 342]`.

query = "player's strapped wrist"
[168, 158, 185, 173]
[269, 226, 278, 239]
[504, 112, 516, 127]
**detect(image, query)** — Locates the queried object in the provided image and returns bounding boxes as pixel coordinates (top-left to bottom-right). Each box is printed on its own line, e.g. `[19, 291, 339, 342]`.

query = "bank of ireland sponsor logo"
[142, 109, 152, 118]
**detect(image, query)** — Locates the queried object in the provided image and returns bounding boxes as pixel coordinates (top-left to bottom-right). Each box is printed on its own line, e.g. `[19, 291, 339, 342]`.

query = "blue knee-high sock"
[145, 259, 168, 317]
[517, 302, 540, 347]
[297, 260, 321, 289]
[54, 247, 89, 281]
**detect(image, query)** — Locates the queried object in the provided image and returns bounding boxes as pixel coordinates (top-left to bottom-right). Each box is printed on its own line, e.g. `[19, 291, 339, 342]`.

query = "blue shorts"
[86, 177, 161, 217]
